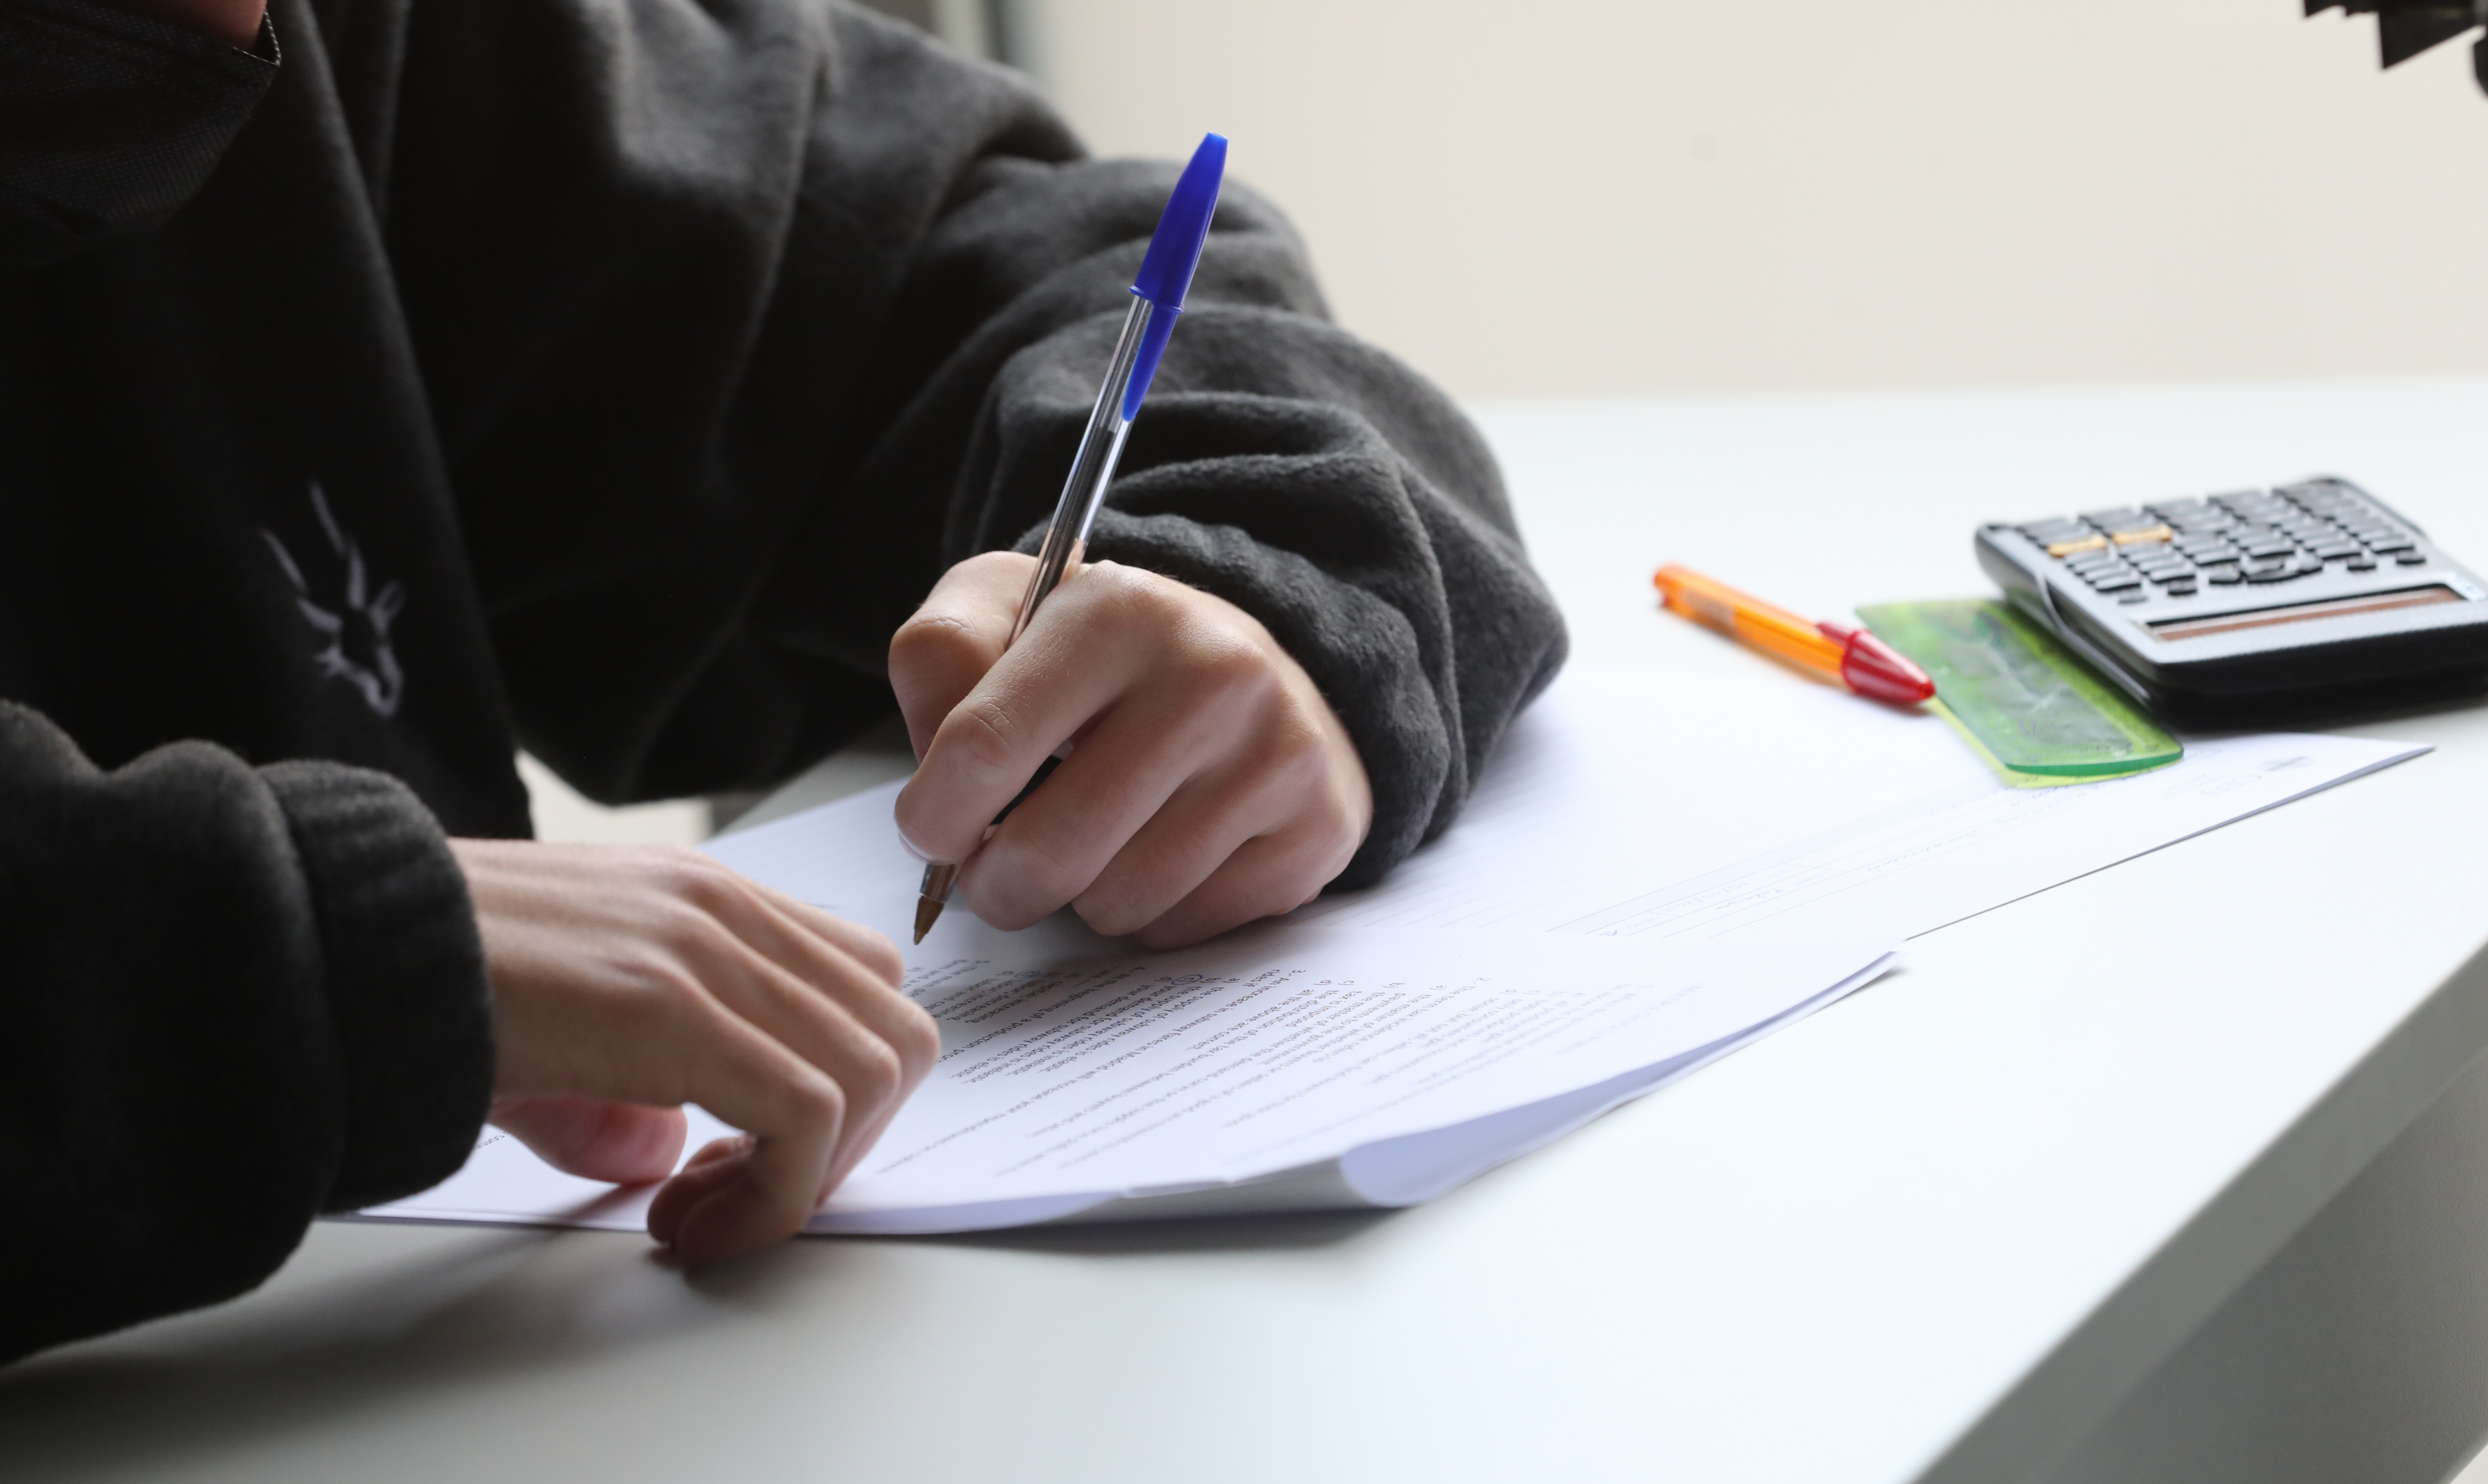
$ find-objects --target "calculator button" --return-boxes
[2047,535,2110,558]
[2163,582,2198,597]
[2347,556,2378,571]
[2145,569,2192,584]
[2117,593,2149,605]
[2203,565,2244,585]
[2089,573,2142,592]
[2397,549,2429,565]
[2314,542,2362,560]
[2366,535,2416,553]
[2245,563,2303,583]
[2244,541,2297,559]
[2110,525,2176,546]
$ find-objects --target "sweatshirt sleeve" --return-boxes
[388,0,1566,885]
[0,0,278,266]
[0,703,492,1366]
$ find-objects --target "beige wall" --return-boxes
[1014,1,2488,399]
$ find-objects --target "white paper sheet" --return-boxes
[360,665,2425,1236]
[1291,667,2431,946]
[370,927,1893,1234]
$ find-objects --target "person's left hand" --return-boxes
[889,552,1372,949]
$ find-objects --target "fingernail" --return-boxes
[894,820,943,864]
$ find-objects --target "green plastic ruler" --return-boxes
[1856,599,2181,783]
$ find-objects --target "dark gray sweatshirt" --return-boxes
[0,0,1566,1362]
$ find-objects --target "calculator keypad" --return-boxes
[2014,482,2426,607]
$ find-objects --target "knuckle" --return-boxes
[999,832,1089,907]
[938,697,1025,783]
[852,929,906,989]
[962,549,1030,581]
[1300,812,1363,884]
[891,1002,941,1078]
[1082,560,1160,609]
[1270,714,1331,775]
[1326,810,1365,866]
[1080,563,1189,634]
[1193,635,1276,701]
[786,1072,847,1136]
[848,1039,907,1108]
[653,894,739,961]
[889,610,981,672]
[1311,829,1360,885]
[655,848,741,911]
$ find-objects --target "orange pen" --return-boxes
[1653,564,1935,706]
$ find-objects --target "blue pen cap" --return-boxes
[1122,132,1227,421]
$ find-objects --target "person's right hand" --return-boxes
[450,841,938,1266]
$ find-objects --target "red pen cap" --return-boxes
[1816,622,1936,705]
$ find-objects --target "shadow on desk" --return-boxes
[0,1202,1388,1481]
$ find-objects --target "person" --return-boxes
[0,0,1566,1363]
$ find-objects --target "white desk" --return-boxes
[12,380,2488,1484]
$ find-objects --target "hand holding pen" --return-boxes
[887,135,1373,949]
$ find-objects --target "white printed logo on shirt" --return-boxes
[261,482,406,718]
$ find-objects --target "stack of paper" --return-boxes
[363,667,2423,1235]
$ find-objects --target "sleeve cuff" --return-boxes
[261,761,493,1212]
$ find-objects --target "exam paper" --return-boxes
[370,925,1893,1234]
[362,665,2425,1236]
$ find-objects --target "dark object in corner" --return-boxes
[2308,2,2488,90]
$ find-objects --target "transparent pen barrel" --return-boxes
[1009,295,1152,647]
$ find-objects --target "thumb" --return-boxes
[491,1095,689,1185]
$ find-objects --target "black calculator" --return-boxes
[1974,478,2488,724]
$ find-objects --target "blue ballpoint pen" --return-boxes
[913,132,1228,944]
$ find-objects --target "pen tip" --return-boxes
[913,896,943,945]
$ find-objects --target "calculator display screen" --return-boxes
[2147,585,2465,641]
